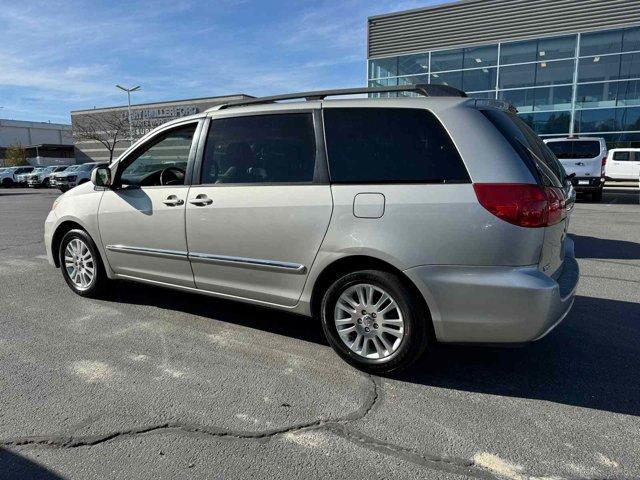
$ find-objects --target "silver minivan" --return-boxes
[44,85,579,373]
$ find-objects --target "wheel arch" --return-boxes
[309,255,436,341]
[51,220,99,268]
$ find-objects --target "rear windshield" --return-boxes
[546,140,601,159]
[324,108,470,184]
[481,109,566,187]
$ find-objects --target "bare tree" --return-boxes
[72,111,130,162]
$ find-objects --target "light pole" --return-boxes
[115,84,140,143]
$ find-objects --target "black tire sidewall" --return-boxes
[58,229,105,297]
[320,270,427,374]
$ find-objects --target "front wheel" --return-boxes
[59,229,109,297]
[320,269,428,374]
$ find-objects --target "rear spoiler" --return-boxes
[467,98,518,113]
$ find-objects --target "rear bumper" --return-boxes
[404,238,579,344]
[571,176,604,192]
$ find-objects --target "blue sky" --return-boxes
[0,0,443,123]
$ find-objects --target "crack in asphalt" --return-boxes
[0,374,501,478]
[0,373,379,450]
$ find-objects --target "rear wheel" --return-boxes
[2,178,13,187]
[58,229,108,297]
[320,269,428,374]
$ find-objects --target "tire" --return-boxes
[58,229,109,298]
[2,178,13,188]
[592,189,603,202]
[42,178,50,188]
[320,269,428,374]
[59,186,68,192]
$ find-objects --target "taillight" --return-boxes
[473,184,566,228]
[601,156,607,176]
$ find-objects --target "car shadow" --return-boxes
[0,448,64,480]
[398,295,640,417]
[108,282,640,416]
[108,281,327,345]
[571,234,640,260]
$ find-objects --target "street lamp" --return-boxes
[115,84,140,142]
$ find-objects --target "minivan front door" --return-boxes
[185,111,332,307]
[99,122,200,287]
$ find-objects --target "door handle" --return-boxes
[163,195,184,206]
[189,194,213,206]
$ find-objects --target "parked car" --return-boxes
[543,137,607,202]
[44,85,578,373]
[26,165,69,188]
[605,148,640,181]
[50,165,79,189]
[0,166,35,187]
[53,162,107,192]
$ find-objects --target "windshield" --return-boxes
[546,140,601,159]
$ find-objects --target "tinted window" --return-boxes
[324,108,469,184]
[120,124,196,186]
[613,151,631,161]
[546,141,601,159]
[201,114,316,185]
[481,109,565,187]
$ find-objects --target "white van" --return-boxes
[605,148,640,181]
[544,137,607,202]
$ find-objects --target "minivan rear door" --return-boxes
[545,139,604,179]
[186,110,332,307]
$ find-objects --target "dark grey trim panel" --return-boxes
[368,0,640,57]
[105,245,306,274]
[188,252,306,274]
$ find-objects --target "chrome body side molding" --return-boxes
[188,252,306,274]
[106,245,188,259]
[105,245,306,274]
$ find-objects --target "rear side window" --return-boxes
[202,113,316,185]
[546,140,601,159]
[323,108,469,184]
[481,109,565,187]
[613,151,631,161]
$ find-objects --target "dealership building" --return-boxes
[0,119,74,166]
[368,0,640,148]
[71,94,251,163]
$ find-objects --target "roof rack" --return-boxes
[210,84,467,110]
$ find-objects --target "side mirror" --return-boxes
[91,166,111,187]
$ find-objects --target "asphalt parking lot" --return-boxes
[0,185,639,480]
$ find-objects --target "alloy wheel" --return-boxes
[334,283,405,360]
[64,238,95,291]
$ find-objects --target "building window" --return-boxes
[430,48,463,72]
[398,54,429,76]
[366,25,640,147]
[463,45,498,68]
[368,57,397,79]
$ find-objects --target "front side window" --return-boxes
[119,124,196,187]
[201,113,316,185]
[324,108,469,184]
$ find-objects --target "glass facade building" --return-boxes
[368,25,640,148]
